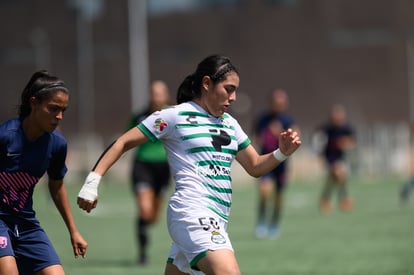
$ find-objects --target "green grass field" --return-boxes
[34,176,414,275]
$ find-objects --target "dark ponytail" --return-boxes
[176,54,238,104]
[176,74,195,105]
[19,70,69,118]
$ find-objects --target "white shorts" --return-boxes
[166,200,233,273]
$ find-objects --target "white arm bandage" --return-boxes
[273,148,288,162]
[78,171,102,201]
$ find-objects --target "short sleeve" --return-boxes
[138,107,176,141]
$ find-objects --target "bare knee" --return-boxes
[34,264,65,275]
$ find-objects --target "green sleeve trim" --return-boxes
[137,123,158,142]
[238,138,251,151]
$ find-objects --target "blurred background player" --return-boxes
[400,122,414,206]
[127,80,172,265]
[0,70,87,275]
[315,104,356,214]
[400,178,414,206]
[253,89,299,239]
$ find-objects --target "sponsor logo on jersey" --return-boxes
[154,118,168,133]
[196,163,230,178]
[186,115,198,124]
[211,230,226,244]
[0,236,8,248]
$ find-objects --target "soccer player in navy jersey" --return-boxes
[254,89,299,239]
[0,70,87,275]
[317,104,356,214]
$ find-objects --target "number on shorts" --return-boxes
[198,217,220,231]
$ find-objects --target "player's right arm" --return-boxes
[77,127,149,213]
[236,128,301,177]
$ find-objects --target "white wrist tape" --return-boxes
[78,171,101,201]
[273,148,288,162]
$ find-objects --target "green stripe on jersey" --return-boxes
[137,124,157,142]
[178,111,229,119]
[178,111,209,117]
[176,123,235,130]
[188,147,237,155]
[207,206,229,221]
[205,194,232,207]
[181,133,237,141]
[197,160,231,167]
[203,174,232,181]
[203,182,232,193]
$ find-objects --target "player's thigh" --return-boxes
[0,256,18,275]
[152,195,165,221]
[196,249,241,275]
[0,220,17,275]
[15,226,61,274]
[34,264,64,275]
[137,189,157,219]
[331,161,347,179]
[259,177,274,194]
[164,262,189,275]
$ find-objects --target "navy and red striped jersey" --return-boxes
[0,118,67,219]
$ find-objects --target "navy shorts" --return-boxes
[0,216,61,274]
[261,168,287,191]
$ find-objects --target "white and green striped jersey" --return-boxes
[138,101,251,222]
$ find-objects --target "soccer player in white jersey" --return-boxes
[77,54,301,275]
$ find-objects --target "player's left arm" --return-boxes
[339,127,356,151]
[339,136,356,150]
[48,178,88,258]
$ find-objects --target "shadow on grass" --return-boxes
[66,258,138,268]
